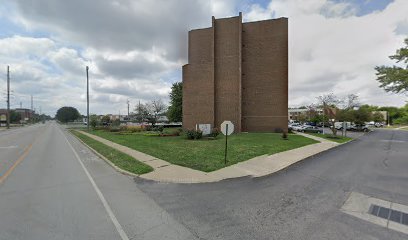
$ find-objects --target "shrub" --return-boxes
[194,130,203,139]
[157,126,164,133]
[109,127,120,132]
[127,126,143,133]
[186,129,195,140]
[119,125,128,132]
[186,129,203,140]
[209,128,220,138]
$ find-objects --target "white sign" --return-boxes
[0,114,6,121]
[197,124,211,135]
[221,121,234,136]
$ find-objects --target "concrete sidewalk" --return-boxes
[78,131,339,183]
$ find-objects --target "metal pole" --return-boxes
[127,99,130,117]
[322,103,325,135]
[86,66,89,131]
[6,66,10,129]
[224,124,228,165]
[31,95,33,124]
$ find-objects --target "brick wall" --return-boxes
[242,18,288,132]
[182,14,288,133]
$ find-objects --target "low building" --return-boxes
[288,108,323,121]
[15,108,34,122]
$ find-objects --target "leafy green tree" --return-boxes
[167,82,183,122]
[372,112,385,123]
[375,38,408,94]
[55,106,80,123]
[90,114,99,128]
[353,108,372,125]
[378,106,403,124]
[101,115,111,124]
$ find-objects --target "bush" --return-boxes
[186,129,203,140]
[157,126,164,133]
[209,128,220,138]
[109,127,120,132]
[127,126,143,133]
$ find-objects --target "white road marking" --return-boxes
[58,127,130,240]
[0,146,18,149]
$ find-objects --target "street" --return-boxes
[0,123,407,239]
[0,122,195,240]
[137,129,408,239]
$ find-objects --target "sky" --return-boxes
[0,0,407,116]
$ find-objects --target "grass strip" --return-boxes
[88,130,318,172]
[71,130,153,175]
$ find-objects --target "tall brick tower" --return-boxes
[182,13,288,133]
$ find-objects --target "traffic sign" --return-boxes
[221,121,234,136]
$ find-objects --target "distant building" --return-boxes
[183,13,288,132]
[288,108,324,121]
[15,108,34,122]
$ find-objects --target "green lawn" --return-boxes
[307,132,353,143]
[71,130,153,175]
[87,130,318,172]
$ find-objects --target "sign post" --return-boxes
[221,121,234,165]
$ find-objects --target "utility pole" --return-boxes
[86,66,89,131]
[6,66,10,129]
[127,99,130,117]
[31,95,33,124]
[20,102,22,108]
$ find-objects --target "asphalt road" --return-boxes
[0,122,195,240]
[137,129,408,240]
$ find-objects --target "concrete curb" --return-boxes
[69,130,140,178]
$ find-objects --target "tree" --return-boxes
[372,112,384,123]
[146,99,167,126]
[89,114,99,128]
[316,93,342,136]
[375,38,408,94]
[101,115,111,125]
[353,107,372,125]
[55,106,80,123]
[344,94,360,110]
[134,102,149,123]
[167,82,182,122]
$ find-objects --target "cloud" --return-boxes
[245,0,408,107]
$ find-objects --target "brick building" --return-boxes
[182,13,288,132]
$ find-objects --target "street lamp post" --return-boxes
[86,66,89,131]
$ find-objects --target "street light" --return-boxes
[86,66,89,131]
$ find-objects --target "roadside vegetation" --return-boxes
[71,130,153,175]
[86,128,318,172]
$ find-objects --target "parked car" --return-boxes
[290,123,303,131]
[374,122,384,128]
[296,124,313,132]
[350,124,369,132]
[301,126,322,133]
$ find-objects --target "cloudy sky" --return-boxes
[0,0,407,116]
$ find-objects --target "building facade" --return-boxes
[182,13,288,132]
